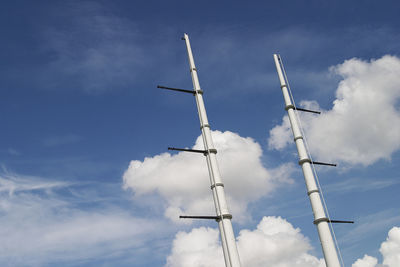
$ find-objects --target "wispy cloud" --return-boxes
[0,170,169,266]
[340,209,400,245]
[31,2,149,93]
[7,148,20,156]
[0,170,70,196]
[324,177,400,195]
[352,226,400,267]
[42,134,82,147]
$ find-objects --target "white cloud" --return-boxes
[166,227,224,267]
[380,227,400,267]
[352,226,400,267]
[352,254,378,267]
[123,130,293,223]
[0,172,164,266]
[269,55,400,166]
[0,171,69,196]
[166,216,325,267]
[268,115,292,150]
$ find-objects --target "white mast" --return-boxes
[273,54,341,267]
[182,33,242,267]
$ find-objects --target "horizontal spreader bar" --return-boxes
[329,220,354,224]
[168,147,207,154]
[312,161,337,167]
[295,107,321,114]
[157,85,195,94]
[180,215,219,220]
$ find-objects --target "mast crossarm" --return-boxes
[295,107,321,114]
[180,215,219,220]
[168,147,217,155]
[157,85,203,95]
[329,220,354,224]
[180,214,233,222]
[311,161,337,167]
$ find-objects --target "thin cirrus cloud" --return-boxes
[323,176,400,195]
[0,172,164,266]
[166,216,325,267]
[123,130,294,224]
[42,134,82,147]
[32,2,150,94]
[340,209,400,246]
[268,55,400,166]
[0,170,70,195]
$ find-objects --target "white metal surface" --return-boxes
[183,33,242,267]
[273,54,341,267]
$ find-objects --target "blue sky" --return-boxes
[1,1,400,266]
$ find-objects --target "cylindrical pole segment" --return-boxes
[183,33,242,267]
[273,54,341,267]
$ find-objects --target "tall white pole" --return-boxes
[273,54,341,267]
[183,33,241,267]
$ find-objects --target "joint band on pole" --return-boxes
[295,107,321,114]
[168,147,206,154]
[280,84,288,89]
[190,68,197,72]
[158,85,195,95]
[312,161,337,167]
[298,158,312,165]
[313,217,330,224]
[195,89,204,95]
[200,124,210,130]
[285,104,295,110]
[217,214,233,221]
[307,189,319,196]
[207,148,217,154]
[211,183,224,189]
[294,136,303,141]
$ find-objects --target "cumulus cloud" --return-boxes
[268,115,292,150]
[269,55,400,166]
[0,172,164,266]
[380,227,400,266]
[352,226,400,267]
[352,254,378,267]
[166,227,224,267]
[123,130,293,223]
[166,216,324,267]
